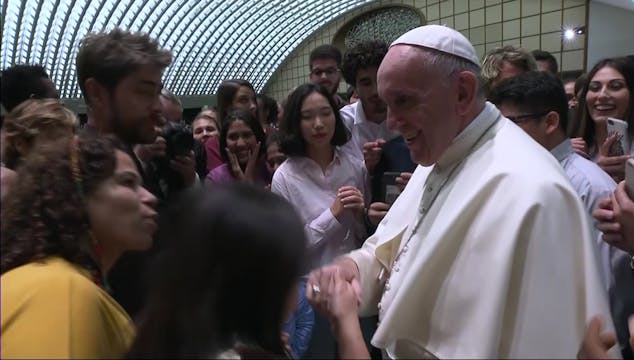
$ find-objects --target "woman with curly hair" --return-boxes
[1,135,157,359]
[0,98,77,198]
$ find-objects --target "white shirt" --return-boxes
[551,139,634,349]
[340,101,400,159]
[271,147,368,271]
[347,102,615,358]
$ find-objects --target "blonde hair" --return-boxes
[2,99,78,169]
[481,45,537,91]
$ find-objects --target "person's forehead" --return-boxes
[228,120,252,132]
[160,96,176,107]
[500,61,523,73]
[236,86,254,96]
[126,65,164,85]
[302,92,330,107]
[591,66,624,81]
[357,66,378,78]
[193,118,213,127]
[114,149,138,172]
[378,47,434,88]
[381,46,418,69]
[536,59,552,70]
[311,58,338,68]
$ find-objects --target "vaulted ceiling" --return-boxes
[1,0,375,98]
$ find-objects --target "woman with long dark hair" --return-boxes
[126,185,307,358]
[575,57,634,181]
[205,110,271,185]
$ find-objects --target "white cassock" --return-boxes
[347,102,616,359]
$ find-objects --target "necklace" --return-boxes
[387,115,500,274]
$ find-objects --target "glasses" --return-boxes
[505,111,549,124]
[310,67,340,77]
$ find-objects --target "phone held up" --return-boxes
[382,172,401,205]
[606,118,630,156]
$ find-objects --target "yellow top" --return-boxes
[1,256,135,359]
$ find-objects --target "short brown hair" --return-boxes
[2,99,78,169]
[76,28,172,104]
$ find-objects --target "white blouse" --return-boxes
[271,147,368,271]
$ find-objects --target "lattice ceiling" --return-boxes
[1,0,375,98]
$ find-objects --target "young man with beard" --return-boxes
[75,28,174,317]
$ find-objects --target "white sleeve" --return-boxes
[271,169,343,249]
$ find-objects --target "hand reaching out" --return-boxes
[578,316,616,359]
[306,260,368,359]
[570,137,589,159]
[325,268,361,325]
[306,259,361,317]
[363,139,385,173]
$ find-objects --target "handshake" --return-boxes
[305,258,370,359]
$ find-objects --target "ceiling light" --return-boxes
[564,29,575,40]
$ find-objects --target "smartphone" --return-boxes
[606,118,630,156]
[382,172,401,205]
[626,158,634,198]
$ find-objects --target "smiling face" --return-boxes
[87,150,158,258]
[378,46,462,166]
[299,92,336,156]
[225,119,257,166]
[585,66,630,124]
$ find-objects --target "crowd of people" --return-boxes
[0,23,633,359]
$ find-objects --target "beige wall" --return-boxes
[264,0,588,101]
[587,1,634,69]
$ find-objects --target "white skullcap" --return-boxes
[391,25,480,67]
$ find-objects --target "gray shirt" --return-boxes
[551,138,633,349]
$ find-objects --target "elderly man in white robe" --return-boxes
[306,25,616,359]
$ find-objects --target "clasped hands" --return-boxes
[306,259,361,334]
